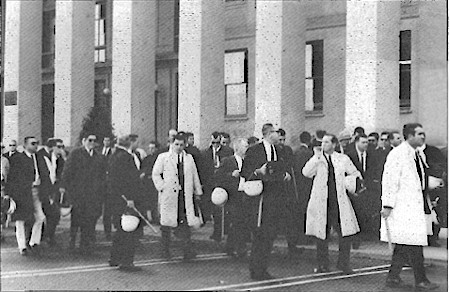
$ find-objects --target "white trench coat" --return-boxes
[152,150,203,228]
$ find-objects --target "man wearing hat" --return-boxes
[337,129,352,154]
[108,135,144,271]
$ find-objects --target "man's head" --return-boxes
[316,130,326,142]
[148,141,159,156]
[221,133,231,147]
[353,126,365,137]
[117,135,131,149]
[403,123,425,149]
[388,131,402,148]
[172,133,186,154]
[82,133,97,151]
[277,128,287,145]
[233,138,249,158]
[1,142,5,154]
[53,139,64,155]
[186,132,195,146]
[368,132,379,148]
[262,123,279,144]
[379,131,390,149]
[46,138,57,150]
[103,136,111,148]
[168,129,178,145]
[248,136,259,147]
[9,140,17,152]
[355,134,369,153]
[338,129,352,149]
[211,131,222,151]
[129,134,139,151]
[322,134,338,154]
[299,131,311,146]
[24,136,39,154]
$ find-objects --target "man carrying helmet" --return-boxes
[107,135,145,272]
[152,133,203,260]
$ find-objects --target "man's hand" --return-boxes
[284,172,292,181]
[255,163,267,176]
[380,207,392,219]
[33,178,41,187]
[232,170,240,178]
[59,187,66,194]
[139,173,146,180]
[127,200,135,209]
[195,195,202,201]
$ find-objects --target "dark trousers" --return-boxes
[284,198,303,250]
[161,221,193,255]
[102,200,113,235]
[225,194,249,254]
[249,227,275,275]
[110,214,139,266]
[316,217,351,268]
[70,210,97,247]
[388,244,427,284]
[41,201,60,242]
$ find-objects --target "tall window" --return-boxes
[399,30,411,109]
[95,2,106,63]
[42,10,55,69]
[224,49,248,117]
[305,40,323,112]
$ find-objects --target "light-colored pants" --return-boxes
[15,195,46,250]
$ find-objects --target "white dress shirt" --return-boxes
[262,139,277,161]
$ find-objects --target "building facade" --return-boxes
[2,0,447,149]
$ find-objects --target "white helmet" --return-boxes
[211,187,228,206]
[7,198,16,214]
[345,175,357,195]
[60,205,72,217]
[428,176,445,190]
[243,180,263,196]
[121,214,140,232]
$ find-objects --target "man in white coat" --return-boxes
[152,133,203,260]
[380,123,439,290]
[303,134,361,274]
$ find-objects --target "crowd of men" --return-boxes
[0,123,446,289]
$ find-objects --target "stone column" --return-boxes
[54,0,95,146]
[416,0,447,146]
[253,0,306,144]
[111,0,156,145]
[345,0,400,133]
[178,0,224,148]
[3,0,42,143]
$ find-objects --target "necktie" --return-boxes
[360,153,365,173]
[32,154,40,184]
[133,152,141,170]
[415,151,425,190]
[178,154,184,190]
[270,145,276,161]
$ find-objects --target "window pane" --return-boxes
[99,49,106,63]
[305,44,313,78]
[95,4,100,20]
[225,52,245,84]
[400,30,411,62]
[226,84,247,115]
[95,20,99,46]
[313,77,323,110]
[99,19,105,46]
[399,64,411,107]
[94,50,98,63]
[305,79,314,111]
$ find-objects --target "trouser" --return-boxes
[110,214,139,266]
[103,200,113,235]
[284,198,303,250]
[249,227,275,275]
[388,244,427,284]
[211,205,226,240]
[42,200,60,242]
[162,221,193,256]
[316,216,351,268]
[70,210,97,248]
[16,197,46,250]
[225,198,248,254]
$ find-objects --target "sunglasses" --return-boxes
[87,139,97,142]
[30,142,38,145]
[380,138,387,141]
[9,144,16,147]
[57,145,64,149]
[212,141,221,145]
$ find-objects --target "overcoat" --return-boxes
[61,147,105,220]
[380,142,428,246]
[302,151,361,240]
[152,150,203,227]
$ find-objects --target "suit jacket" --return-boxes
[108,147,144,216]
[214,155,244,205]
[61,147,105,217]
[4,151,18,160]
[293,145,314,208]
[198,145,233,187]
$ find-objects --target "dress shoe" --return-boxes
[20,249,28,256]
[337,264,354,275]
[385,277,406,288]
[108,260,119,267]
[314,265,330,273]
[415,281,439,291]
[250,271,275,281]
[119,264,142,272]
[352,241,360,250]
[183,250,197,261]
[29,244,41,256]
[209,234,222,243]
[288,247,305,258]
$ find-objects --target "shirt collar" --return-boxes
[116,145,128,152]
[24,150,33,158]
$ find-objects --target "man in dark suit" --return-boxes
[140,141,160,224]
[60,133,106,253]
[198,131,233,242]
[4,140,18,159]
[215,138,250,257]
[108,135,145,271]
[100,136,114,240]
[185,132,201,166]
[7,137,46,255]
[241,123,292,280]
[293,131,314,245]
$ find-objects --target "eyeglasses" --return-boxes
[211,141,221,145]
[57,145,64,149]
[380,138,387,141]
[87,139,96,142]
[30,142,38,145]
[9,144,16,147]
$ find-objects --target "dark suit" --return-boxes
[241,142,290,277]
[140,153,159,222]
[198,145,233,240]
[101,147,114,236]
[215,155,250,255]
[108,147,144,266]
[4,151,18,160]
[61,147,105,248]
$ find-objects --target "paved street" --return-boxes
[1,219,448,291]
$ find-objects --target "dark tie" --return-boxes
[415,151,430,214]
[415,151,424,190]
[360,153,365,173]
[270,145,276,161]
[178,155,184,190]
